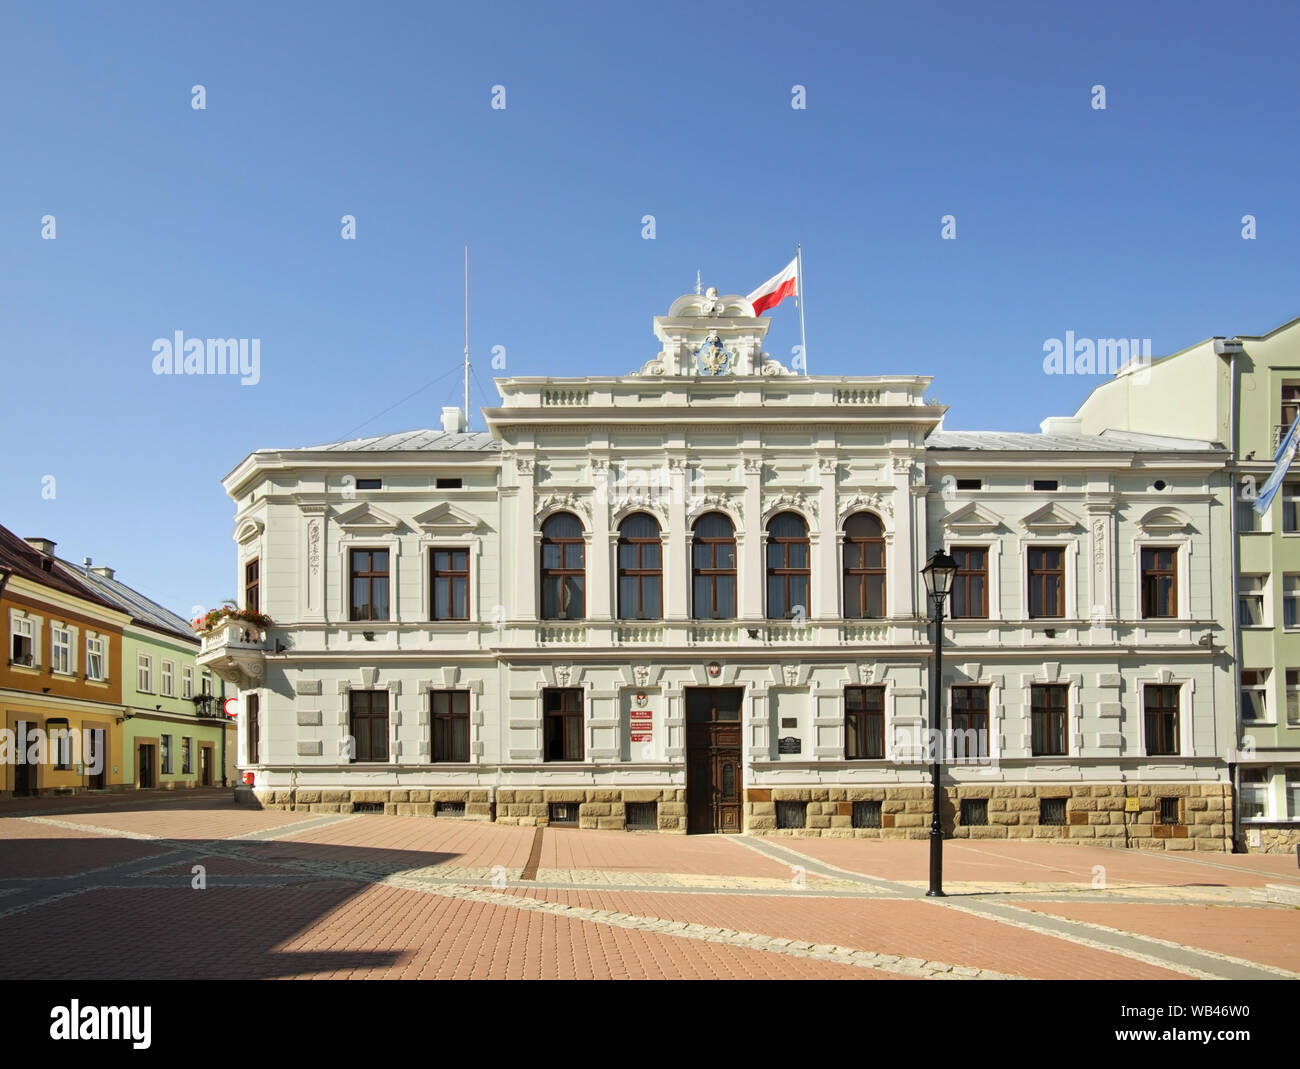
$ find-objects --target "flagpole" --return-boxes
[464,245,470,431]
[796,243,808,376]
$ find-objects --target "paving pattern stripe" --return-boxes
[993,901,1300,980]
[742,836,1288,981]
[520,827,544,881]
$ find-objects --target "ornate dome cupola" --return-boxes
[634,287,792,378]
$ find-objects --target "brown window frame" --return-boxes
[1030,683,1068,756]
[349,548,390,622]
[1027,546,1065,619]
[1144,684,1180,756]
[845,685,885,759]
[1140,547,1178,619]
[616,513,663,621]
[542,687,584,762]
[431,689,470,762]
[349,689,389,763]
[246,692,260,764]
[244,558,260,614]
[691,512,737,620]
[430,547,470,621]
[950,685,990,759]
[842,513,886,620]
[950,546,989,620]
[540,513,585,620]
[766,511,810,620]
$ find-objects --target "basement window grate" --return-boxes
[548,802,579,825]
[436,801,465,818]
[775,801,807,829]
[353,802,385,814]
[852,800,882,828]
[625,802,657,829]
[1039,798,1067,825]
[960,798,988,826]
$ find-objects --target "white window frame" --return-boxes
[1283,482,1300,535]
[1284,575,1300,630]
[1239,574,1269,629]
[1137,674,1194,757]
[1288,669,1300,727]
[202,671,212,696]
[943,538,1003,621]
[1130,535,1192,622]
[1020,672,1081,759]
[50,623,75,676]
[338,534,400,624]
[419,535,482,624]
[1239,767,1271,821]
[138,652,153,693]
[1240,668,1271,724]
[182,665,194,699]
[1288,769,1300,820]
[1018,535,1079,622]
[85,633,107,681]
[161,659,175,697]
[10,611,37,667]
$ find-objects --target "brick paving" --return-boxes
[0,790,1295,980]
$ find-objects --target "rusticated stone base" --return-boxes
[495,788,685,832]
[743,784,1233,852]
[1240,823,1300,854]
[248,787,493,820]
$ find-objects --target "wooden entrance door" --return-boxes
[685,688,743,834]
[138,745,155,789]
[199,744,213,787]
[86,728,106,790]
[13,721,36,796]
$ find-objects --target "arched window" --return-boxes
[843,512,886,618]
[691,512,736,619]
[540,512,585,619]
[617,513,662,620]
[766,511,809,619]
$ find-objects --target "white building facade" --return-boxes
[202,289,1236,848]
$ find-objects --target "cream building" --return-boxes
[201,288,1235,848]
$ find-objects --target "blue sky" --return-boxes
[2,0,1298,616]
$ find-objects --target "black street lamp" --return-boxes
[921,549,958,897]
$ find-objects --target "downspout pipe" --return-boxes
[1215,337,1244,852]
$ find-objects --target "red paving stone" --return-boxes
[539,827,791,878]
[505,888,1193,980]
[0,820,173,878]
[779,837,1296,890]
[1011,901,1300,973]
[277,814,536,870]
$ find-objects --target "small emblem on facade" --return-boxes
[706,661,722,678]
[695,331,733,376]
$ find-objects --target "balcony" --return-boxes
[196,618,268,690]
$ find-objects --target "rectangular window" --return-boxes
[845,686,884,760]
[1241,669,1269,722]
[1239,575,1267,627]
[955,478,982,491]
[1032,479,1058,491]
[1039,797,1067,826]
[1288,670,1300,726]
[1237,498,1258,534]
[138,653,153,693]
[247,692,260,764]
[1288,770,1300,819]
[51,625,72,674]
[950,685,990,759]
[951,547,988,620]
[431,690,470,762]
[349,548,390,621]
[161,660,175,697]
[1158,797,1181,825]
[356,478,382,490]
[349,690,389,763]
[1284,576,1300,629]
[202,672,212,696]
[1027,547,1065,619]
[775,801,807,829]
[960,798,988,825]
[1140,547,1178,619]
[181,737,192,775]
[430,549,470,621]
[1239,769,1269,820]
[625,801,658,829]
[161,734,173,775]
[1144,685,1181,756]
[851,800,882,828]
[11,616,34,666]
[1281,383,1300,428]
[85,635,105,681]
[1284,483,1300,533]
[1030,684,1068,756]
[244,558,260,614]
[436,477,462,489]
[542,688,584,762]
[181,666,193,699]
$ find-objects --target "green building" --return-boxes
[1074,318,1300,851]
[56,558,235,789]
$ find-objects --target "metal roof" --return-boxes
[926,430,1220,452]
[59,561,196,644]
[285,429,501,453]
[0,525,121,608]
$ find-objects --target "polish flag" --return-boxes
[746,257,799,316]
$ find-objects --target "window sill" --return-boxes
[7,663,40,674]
[50,670,76,679]
[85,678,109,687]
[1242,720,1277,728]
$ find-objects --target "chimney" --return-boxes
[24,537,56,557]
[83,557,93,568]
[91,566,116,580]
[441,406,467,434]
